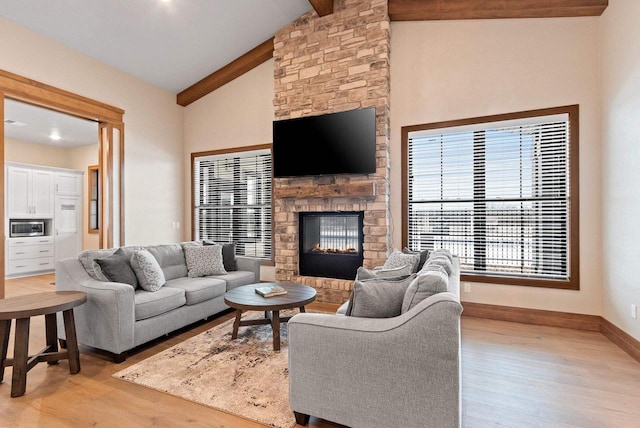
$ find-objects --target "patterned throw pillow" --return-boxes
[203,240,237,271]
[402,247,430,272]
[130,249,166,292]
[382,249,420,272]
[184,245,227,278]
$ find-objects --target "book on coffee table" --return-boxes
[255,285,288,298]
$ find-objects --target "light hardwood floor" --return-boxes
[1,274,640,427]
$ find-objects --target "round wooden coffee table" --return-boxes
[0,291,87,397]
[224,283,316,351]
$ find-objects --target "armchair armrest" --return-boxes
[288,292,462,428]
[55,259,136,354]
[236,256,261,283]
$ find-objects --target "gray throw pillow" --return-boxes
[356,264,413,280]
[184,245,227,278]
[346,274,417,318]
[429,248,453,263]
[401,269,449,314]
[94,248,138,288]
[402,247,430,272]
[382,249,420,272]
[203,240,237,271]
[130,249,166,291]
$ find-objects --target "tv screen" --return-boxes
[272,107,376,177]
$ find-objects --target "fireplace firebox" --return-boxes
[299,211,364,280]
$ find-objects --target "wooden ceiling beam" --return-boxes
[309,0,334,17]
[177,37,274,107]
[388,0,609,21]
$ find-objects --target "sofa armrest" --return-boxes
[288,292,462,428]
[236,256,260,283]
[55,258,136,354]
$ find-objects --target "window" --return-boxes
[88,165,100,234]
[192,145,272,260]
[402,106,579,289]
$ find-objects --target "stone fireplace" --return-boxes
[272,0,391,303]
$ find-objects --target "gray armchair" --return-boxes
[288,258,462,428]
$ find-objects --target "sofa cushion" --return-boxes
[422,256,453,275]
[382,249,420,272]
[131,249,166,291]
[164,276,226,305]
[94,248,138,288]
[402,247,430,272]
[78,248,115,280]
[346,274,416,318]
[401,269,449,314]
[184,245,227,277]
[203,240,237,271]
[356,264,413,280]
[134,287,186,321]
[145,244,188,280]
[210,270,257,291]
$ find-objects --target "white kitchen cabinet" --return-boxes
[54,195,82,262]
[55,172,82,196]
[7,165,54,218]
[6,236,55,276]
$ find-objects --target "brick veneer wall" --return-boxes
[272,0,391,303]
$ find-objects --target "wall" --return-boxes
[4,138,71,168]
[0,16,184,246]
[390,18,602,315]
[600,0,640,340]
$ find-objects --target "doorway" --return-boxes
[0,69,125,298]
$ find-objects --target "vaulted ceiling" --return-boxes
[0,0,608,106]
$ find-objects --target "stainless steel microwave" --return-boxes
[10,220,45,237]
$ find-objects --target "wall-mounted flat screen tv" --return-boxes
[272,107,376,177]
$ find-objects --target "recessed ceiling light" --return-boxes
[49,132,61,141]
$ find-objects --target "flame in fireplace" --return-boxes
[312,243,357,254]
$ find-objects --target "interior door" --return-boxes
[54,195,81,261]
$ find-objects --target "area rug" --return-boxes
[113,310,301,428]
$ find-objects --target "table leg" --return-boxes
[11,318,30,397]
[62,309,81,375]
[0,320,11,383]
[299,306,306,313]
[231,310,242,339]
[45,313,59,365]
[272,310,281,352]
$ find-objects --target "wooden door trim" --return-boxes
[1,69,125,297]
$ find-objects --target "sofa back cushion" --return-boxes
[401,268,449,314]
[145,244,188,280]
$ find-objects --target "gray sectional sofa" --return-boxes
[54,241,260,362]
[288,252,462,428]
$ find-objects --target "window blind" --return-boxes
[194,149,272,259]
[407,114,571,280]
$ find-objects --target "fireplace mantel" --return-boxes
[274,182,376,199]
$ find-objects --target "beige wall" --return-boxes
[600,0,640,340]
[389,18,603,315]
[0,16,184,246]
[4,138,71,168]
[183,59,275,278]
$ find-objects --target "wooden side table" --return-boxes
[0,291,87,397]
